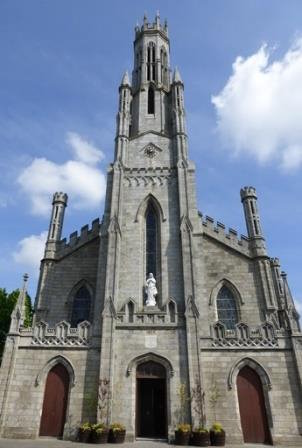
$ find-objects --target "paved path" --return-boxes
[0,440,286,448]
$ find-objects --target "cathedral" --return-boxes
[1,14,302,445]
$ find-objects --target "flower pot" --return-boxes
[191,431,210,446]
[175,430,191,445]
[109,429,126,443]
[78,429,91,443]
[91,429,109,444]
[210,429,225,446]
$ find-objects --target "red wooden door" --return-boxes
[40,364,69,437]
[237,366,271,444]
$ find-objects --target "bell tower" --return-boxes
[98,14,203,436]
[131,12,170,137]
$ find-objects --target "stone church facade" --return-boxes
[1,14,302,445]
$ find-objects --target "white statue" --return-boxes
[145,273,157,306]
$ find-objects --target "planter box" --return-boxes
[175,430,191,446]
[210,429,226,446]
[191,431,210,446]
[108,429,126,443]
[91,429,109,444]
[78,429,91,443]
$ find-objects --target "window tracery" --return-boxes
[71,286,91,327]
[216,286,238,329]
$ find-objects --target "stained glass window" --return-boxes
[216,286,238,330]
[146,203,157,278]
[71,286,91,327]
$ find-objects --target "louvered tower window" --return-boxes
[147,42,156,81]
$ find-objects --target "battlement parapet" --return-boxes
[52,191,68,205]
[201,214,250,255]
[56,218,100,257]
[135,14,168,41]
[240,186,257,201]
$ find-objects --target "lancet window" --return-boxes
[147,42,156,81]
[148,86,155,114]
[71,286,91,327]
[160,48,168,85]
[146,203,158,278]
[216,286,238,330]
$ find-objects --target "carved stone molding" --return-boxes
[140,142,162,159]
[124,174,173,187]
[31,320,90,347]
[211,321,278,349]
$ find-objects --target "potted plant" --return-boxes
[174,383,191,445]
[109,423,126,443]
[175,423,191,446]
[191,377,210,446]
[78,422,92,443]
[91,423,109,444]
[210,423,225,446]
[191,427,210,447]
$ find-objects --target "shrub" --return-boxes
[110,423,125,432]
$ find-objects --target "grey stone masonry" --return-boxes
[0,12,302,447]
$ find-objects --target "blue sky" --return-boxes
[0,0,301,313]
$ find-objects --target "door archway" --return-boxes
[237,366,271,444]
[136,361,167,438]
[40,363,70,437]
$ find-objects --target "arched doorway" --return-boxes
[40,364,70,437]
[237,366,271,444]
[136,361,167,438]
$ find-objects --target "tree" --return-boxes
[191,376,206,428]
[0,288,33,360]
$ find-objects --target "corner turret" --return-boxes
[45,192,68,258]
[240,186,266,257]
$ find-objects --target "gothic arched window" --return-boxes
[216,286,238,330]
[146,203,158,278]
[71,286,91,327]
[148,85,155,114]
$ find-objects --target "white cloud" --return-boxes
[13,231,48,274]
[66,131,104,165]
[18,132,106,216]
[212,38,302,170]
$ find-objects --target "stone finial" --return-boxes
[120,71,130,86]
[9,273,29,332]
[23,273,29,283]
[173,67,183,84]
